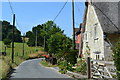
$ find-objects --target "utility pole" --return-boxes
[79,23,83,57]
[22,33,25,57]
[12,14,15,63]
[87,57,91,79]
[72,0,75,50]
[44,25,46,53]
[44,36,46,53]
[35,30,37,51]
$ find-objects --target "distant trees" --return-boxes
[26,21,73,54]
[26,21,66,52]
[3,38,11,47]
[2,20,22,43]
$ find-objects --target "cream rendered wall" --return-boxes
[82,4,105,60]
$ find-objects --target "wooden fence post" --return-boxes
[87,56,91,79]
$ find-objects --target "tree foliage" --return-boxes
[26,21,64,49]
[26,20,78,66]
[3,38,11,47]
[2,20,22,42]
[113,39,120,79]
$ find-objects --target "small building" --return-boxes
[75,28,81,49]
[82,1,120,61]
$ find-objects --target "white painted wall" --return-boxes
[82,4,105,60]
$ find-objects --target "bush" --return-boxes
[66,63,74,71]
[113,40,120,79]
[59,60,68,74]
[58,60,75,74]
[64,49,78,65]
[59,70,67,74]
[75,58,87,75]
[56,49,78,65]
[59,60,67,70]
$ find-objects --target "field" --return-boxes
[1,41,43,56]
[0,41,44,79]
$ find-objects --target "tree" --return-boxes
[26,26,44,47]
[47,32,72,55]
[42,21,64,51]
[26,20,64,48]
[3,38,11,47]
[2,20,22,42]
[26,31,33,38]
[47,33,64,54]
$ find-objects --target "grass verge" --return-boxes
[40,60,57,67]
[0,56,25,79]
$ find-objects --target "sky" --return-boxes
[1,1,85,38]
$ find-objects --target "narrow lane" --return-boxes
[10,58,70,78]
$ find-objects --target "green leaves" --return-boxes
[26,20,65,48]
[47,32,71,54]
[2,20,22,42]
[113,39,120,79]
[3,38,11,47]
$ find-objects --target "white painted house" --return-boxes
[81,1,120,61]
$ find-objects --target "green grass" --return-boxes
[40,60,57,67]
[0,56,25,79]
[0,59,10,79]
[0,41,43,56]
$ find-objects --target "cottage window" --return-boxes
[94,26,97,38]
[90,32,92,37]
[85,33,88,41]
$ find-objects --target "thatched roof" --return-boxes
[92,2,120,34]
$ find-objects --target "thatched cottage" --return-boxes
[82,1,120,61]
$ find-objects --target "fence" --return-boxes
[91,59,116,79]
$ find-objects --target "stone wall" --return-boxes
[82,4,105,60]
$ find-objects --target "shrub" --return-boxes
[59,60,68,74]
[75,58,87,75]
[58,60,75,74]
[59,70,67,74]
[113,40,120,79]
[64,49,78,65]
[59,60,67,70]
[66,63,74,71]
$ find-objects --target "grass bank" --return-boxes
[40,60,57,67]
[0,56,25,79]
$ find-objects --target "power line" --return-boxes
[8,0,14,15]
[75,2,85,13]
[75,2,84,28]
[75,3,81,12]
[75,22,80,25]
[8,0,23,34]
[16,18,23,34]
[53,0,68,21]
